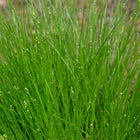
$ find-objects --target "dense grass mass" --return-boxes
[0,0,140,139]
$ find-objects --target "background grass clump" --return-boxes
[0,0,140,139]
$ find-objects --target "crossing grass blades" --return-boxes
[0,0,140,139]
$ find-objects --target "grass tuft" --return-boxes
[0,0,140,139]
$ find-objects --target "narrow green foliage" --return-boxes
[0,0,140,139]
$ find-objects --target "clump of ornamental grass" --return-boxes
[0,0,140,139]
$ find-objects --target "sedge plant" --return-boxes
[0,0,140,139]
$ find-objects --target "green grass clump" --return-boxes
[0,0,140,139]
